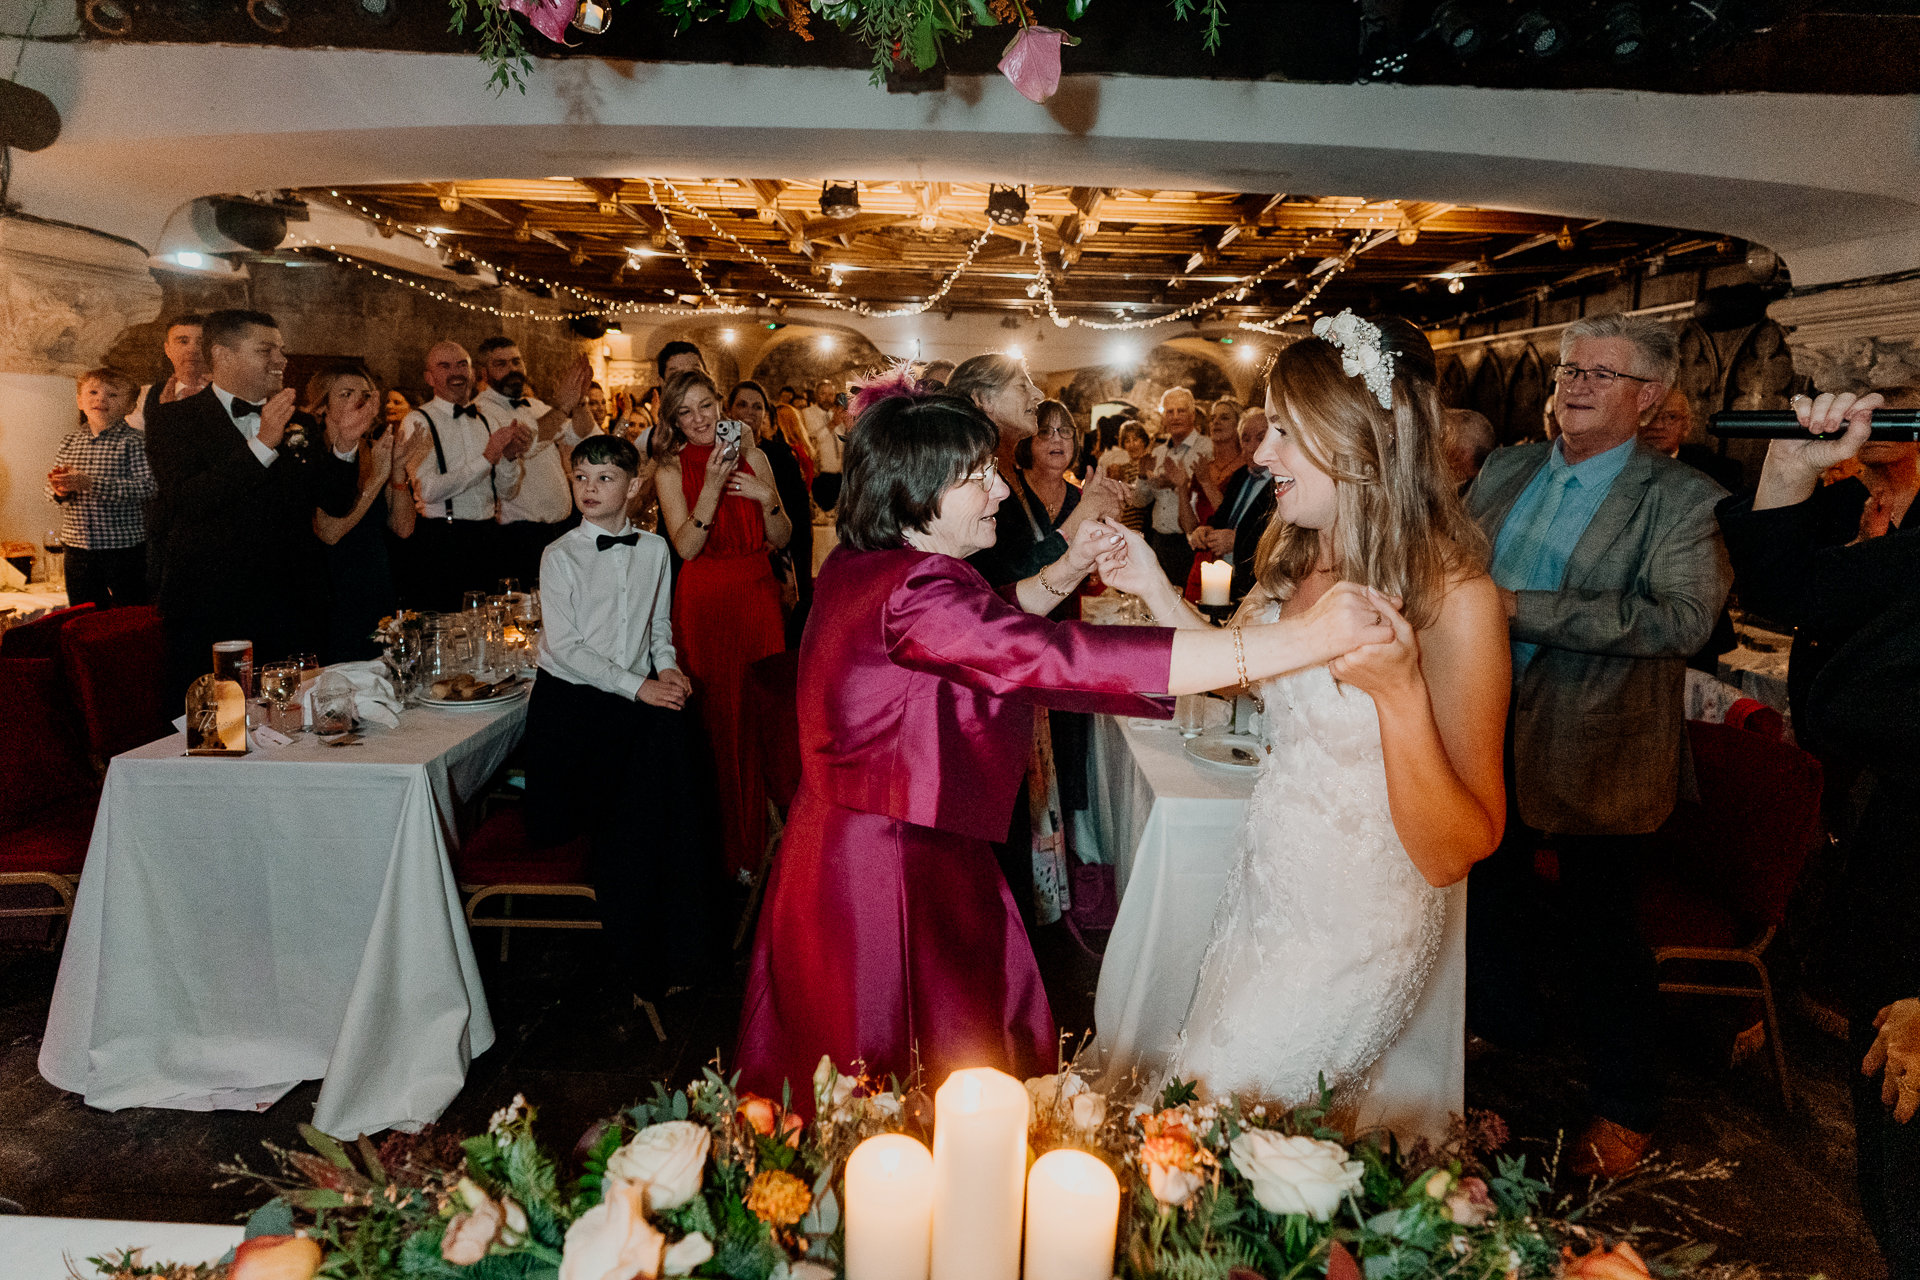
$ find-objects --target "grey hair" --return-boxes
[945,353,1028,404]
[1559,313,1679,383]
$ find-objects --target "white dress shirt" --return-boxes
[402,398,522,521]
[536,521,680,701]
[1146,432,1212,534]
[475,386,598,525]
[212,384,356,466]
[803,404,842,473]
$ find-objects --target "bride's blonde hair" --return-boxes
[1253,317,1487,630]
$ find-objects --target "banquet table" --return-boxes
[40,695,527,1138]
[0,586,70,632]
[0,1215,241,1279]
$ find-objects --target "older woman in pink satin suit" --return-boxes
[735,385,1398,1102]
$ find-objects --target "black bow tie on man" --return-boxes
[229,399,260,420]
[596,532,639,552]
[452,403,481,420]
[508,397,531,409]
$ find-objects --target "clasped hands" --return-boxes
[1864,997,1920,1124]
[47,465,91,497]
[483,420,536,465]
[638,668,693,710]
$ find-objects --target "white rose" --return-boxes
[560,1179,665,1280]
[605,1121,710,1212]
[1144,1161,1207,1207]
[1070,1089,1107,1131]
[869,1092,904,1120]
[662,1231,714,1277]
[1230,1130,1363,1222]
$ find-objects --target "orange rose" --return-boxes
[1562,1239,1651,1280]
[738,1094,779,1137]
[1137,1109,1210,1207]
[230,1235,322,1280]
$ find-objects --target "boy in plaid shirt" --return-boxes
[47,367,156,610]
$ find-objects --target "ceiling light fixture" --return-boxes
[246,0,291,33]
[1006,344,1024,360]
[355,0,399,25]
[438,191,461,213]
[1429,0,1488,57]
[1447,277,1466,294]
[986,185,1030,227]
[1556,223,1577,251]
[1511,6,1573,58]
[819,182,861,220]
[919,212,939,231]
[82,0,132,35]
[1598,1,1647,62]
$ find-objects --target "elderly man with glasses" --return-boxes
[1463,313,1734,1180]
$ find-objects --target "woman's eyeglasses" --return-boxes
[1036,423,1076,440]
[962,459,1001,493]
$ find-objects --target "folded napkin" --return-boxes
[301,659,404,729]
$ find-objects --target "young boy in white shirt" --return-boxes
[522,434,718,1031]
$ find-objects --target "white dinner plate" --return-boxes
[417,681,528,710]
[1184,732,1265,771]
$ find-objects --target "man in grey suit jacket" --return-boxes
[1465,313,1733,1178]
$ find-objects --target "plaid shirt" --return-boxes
[45,422,156,550]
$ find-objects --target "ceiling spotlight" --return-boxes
[819,182,861,220]
[1447,277,1466,294]
[1556,223,1576,251]
[919,212,939,231]
[173,251,206,269]
[1396,222,1419,246]
[720,329,736,344]
[758,206,777,224]
[1598,1,1647,63]
[1511,7,1573,58]
[1238,344,1260,362]
[1006,345,1025,360]
[438,192,461,213]
[829,271,844,289]
[818,334,838,351]
[1429,0,1487,57]
[986,185,1031,227]
[246,0,291,33]
[513,220,533,243]
[355,0,399,25]
[568,246,587,266]
[1110,341,1141,365]
[82,0,132,35]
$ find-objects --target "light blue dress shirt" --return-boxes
[1491,437,1637,671]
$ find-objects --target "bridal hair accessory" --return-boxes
[848,360,937,418]
[1312,310,1395,411]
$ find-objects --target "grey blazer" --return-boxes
[1467,441,1733,836]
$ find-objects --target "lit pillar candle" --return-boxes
[1023,1149,1120,1280]
[845,1133,934,1280]
[930,1068,1029,1280]
[1199,559,1232,606]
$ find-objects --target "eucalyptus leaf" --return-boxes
[243,1198,295,1239]
[299,1123,354,1170]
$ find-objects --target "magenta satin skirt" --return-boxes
[734,786,1055,1104]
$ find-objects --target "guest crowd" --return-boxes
[39,304,1919,1279]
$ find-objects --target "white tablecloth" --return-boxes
[0,1216,241,1279]
[0,587,69,631]
[1089,716,1256,1088]
[40,697,527,1137]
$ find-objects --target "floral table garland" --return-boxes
[81,1058,1723,1280]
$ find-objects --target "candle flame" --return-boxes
[961,1073,983,1113]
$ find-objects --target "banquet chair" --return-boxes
[0,657,103,949]
[734,649,801,950]
[59,605,171,768]
[0,602,94,661]
[1637,719,1825,1109]
[452,807,599,963]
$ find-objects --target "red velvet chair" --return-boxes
[1638,719,1825,1108]
[0,602,95,661]
[451,807,598,962]
[0,657,103,947]
[60,605,171,766]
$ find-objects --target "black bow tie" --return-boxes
[508,397,531,409]
[229,399,260,420]
[596,532,640,552]
[451,403,480,420]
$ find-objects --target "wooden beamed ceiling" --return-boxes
[305,179,1734,326]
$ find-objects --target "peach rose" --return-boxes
[738,1093,779,1137]
[1445,1176,1493,1227]
[230,1235,322,1280]
[442,1195,504,1265]
[606,1121,709,1212]
[560,1178,666,1280]
[1137,1109,1209,1207]
[1562,1239,1652,1280]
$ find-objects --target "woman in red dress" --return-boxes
[655,371,794,880]
[734,383,1399,1102]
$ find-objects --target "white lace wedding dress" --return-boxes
[1164,655,1468,1145]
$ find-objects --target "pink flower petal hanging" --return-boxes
[505,0,574,44]
[998,26,1072,104]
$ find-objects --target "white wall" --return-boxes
[0,374,79,558]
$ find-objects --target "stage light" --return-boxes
[1556,223,1576,251]
[819,183,861,220]
[1598,2,1647,62]
[1429,0,1487,57]
[1239,344,1260,362]
[83,0,132,35]
[247,0,292,33]
[174,252,206,269]
[986,186,1030,227]
[1447,277,1466,294]
[919,212,939,231]
[1511,7,1573,58]
[355,0,399,24]
[818,335,838,351]
[1006,345,1024,360]
[1110,342,1141,365]
[720,329,736,344]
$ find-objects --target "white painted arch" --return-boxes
[7,39,1920,289]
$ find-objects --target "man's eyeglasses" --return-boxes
[1551,363,1655,388]
[962,459,1001,493]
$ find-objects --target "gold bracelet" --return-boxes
[1231,625,1250,690]
[1036,563,1072,597]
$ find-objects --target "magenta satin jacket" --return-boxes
[799,546,1176,842]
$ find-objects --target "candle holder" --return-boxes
[1198,601,1234,626]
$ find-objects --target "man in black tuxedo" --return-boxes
[146,308,369,701]
[1186,405,1276,605]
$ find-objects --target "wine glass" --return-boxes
[497,578,521,597]
[258,662,301,733]
[42,529,65,589]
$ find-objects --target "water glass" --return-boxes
[311,671,356,735]
[1175,694,1207,738]
[259,662,302,733]
[462,590,488,615]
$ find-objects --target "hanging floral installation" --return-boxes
[446,0,1222,96]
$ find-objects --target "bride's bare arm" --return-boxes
[1329,572,1509,887]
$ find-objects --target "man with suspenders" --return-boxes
[398,341,531,612]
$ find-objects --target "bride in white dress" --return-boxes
[1101,314,1510,1144]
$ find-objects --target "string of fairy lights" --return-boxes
[299,183,1413,337]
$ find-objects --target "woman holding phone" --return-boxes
[305,363,414,660]
[655,370,793,880]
